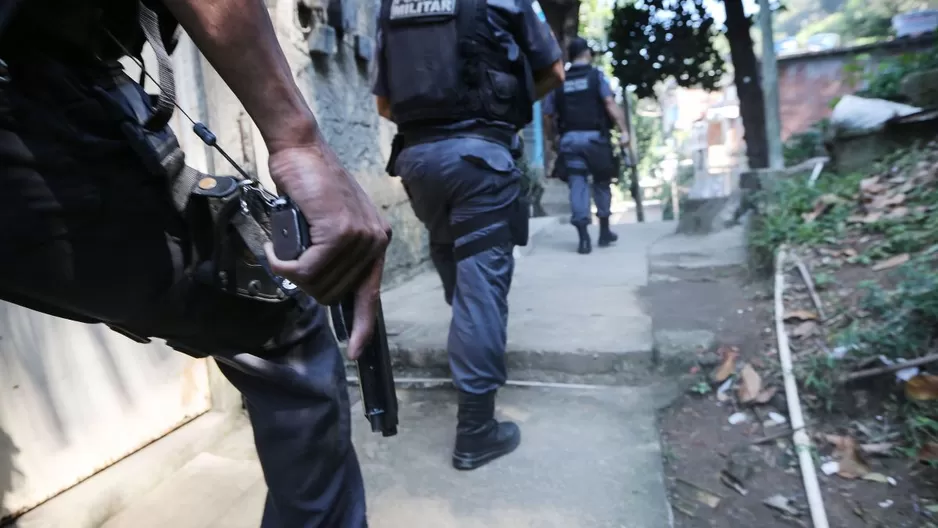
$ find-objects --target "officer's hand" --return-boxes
[263,141,391,360]
[618,134,630,149]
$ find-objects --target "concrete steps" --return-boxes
[372,218,676,386]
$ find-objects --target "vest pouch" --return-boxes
[483,69,518,119]
[587,137,619,184]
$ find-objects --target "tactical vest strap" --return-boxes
[95,2,297,304]
[136,0,176,132]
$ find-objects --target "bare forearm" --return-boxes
[162,0,320,153]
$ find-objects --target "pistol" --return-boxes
[269,197,399,437]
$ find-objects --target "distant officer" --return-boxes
[373,0,564,469]
[545,37,630,254]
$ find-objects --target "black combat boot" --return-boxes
[576,224,592,254]
[598,217,618,247]
[452,390,521,470]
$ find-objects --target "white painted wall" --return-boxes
[0,34,214,521]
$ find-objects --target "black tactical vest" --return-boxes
[554,63,609,133]
[1,0,177,61]
[379,0,534,131]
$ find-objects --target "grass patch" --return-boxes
[750,141,938,457]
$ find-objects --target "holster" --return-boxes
[588,135,619,185]
[550,152,569,182]
[385,134,405,176]
[186,175,290,303]
[509,133,529,247]
[92,70,293,305]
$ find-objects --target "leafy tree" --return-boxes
[607,0,770,169]
[780,0,938,44]
[607,0,725,100]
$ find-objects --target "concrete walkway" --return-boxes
[383,216,675,384]
[14,217,683,528]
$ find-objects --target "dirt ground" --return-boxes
[647,261,938,528]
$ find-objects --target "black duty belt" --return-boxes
[386,126,522,176]
[397,126,517,151]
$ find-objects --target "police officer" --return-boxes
[545,37,630,254]
[372,0,563,469]
[1,0,390,526]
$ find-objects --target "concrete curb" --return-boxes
[13,412,242,528]
[380,343,657,385]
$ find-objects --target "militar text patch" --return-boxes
[389,0,457,20]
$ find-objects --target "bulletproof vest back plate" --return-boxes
[382,0,465,124]
[380,0,533,129]
[556,64,608,132]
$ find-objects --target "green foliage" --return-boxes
[850,258,938,360]
[516,145,544,209]
[689,377,713,395]
[902,406,938,457]
[800,354,839,413]
[787,0,936,44]
[851,42,938,102]
[630,94,665,177]
[748,170,865,267]
[660,164,695,221]
[750,142,938,456]
[783,119,830,166]
[607,0,725,99]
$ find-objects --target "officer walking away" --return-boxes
[373,0,564,470]
[544,37,630,255]
[1,0,389,525]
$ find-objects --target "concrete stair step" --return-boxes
[361,219,677,385]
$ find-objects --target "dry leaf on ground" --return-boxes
[791,321,818,338]
[848,212,883,224]
[763,494,800,516]
[860,443,895,456]
[861,177,885,194]
[918,442,938,462]
[754,386,779,404]
[886,206,909,220]
[802,195,843,222]
[737,364,763,404]
[905,374,938,401]
[884,193,907,206]
[872,253,910,271]
[711,346,739,383]
[784,310,818,322]
[862,473,896,485]
[825,435,871,478]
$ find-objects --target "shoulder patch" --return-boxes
[389,0,457,20]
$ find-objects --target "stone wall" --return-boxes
[777,35,936,141]
[192,0,429,285]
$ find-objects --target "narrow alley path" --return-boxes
[17,216,700,528]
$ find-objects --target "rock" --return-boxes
[901,68,938,108]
